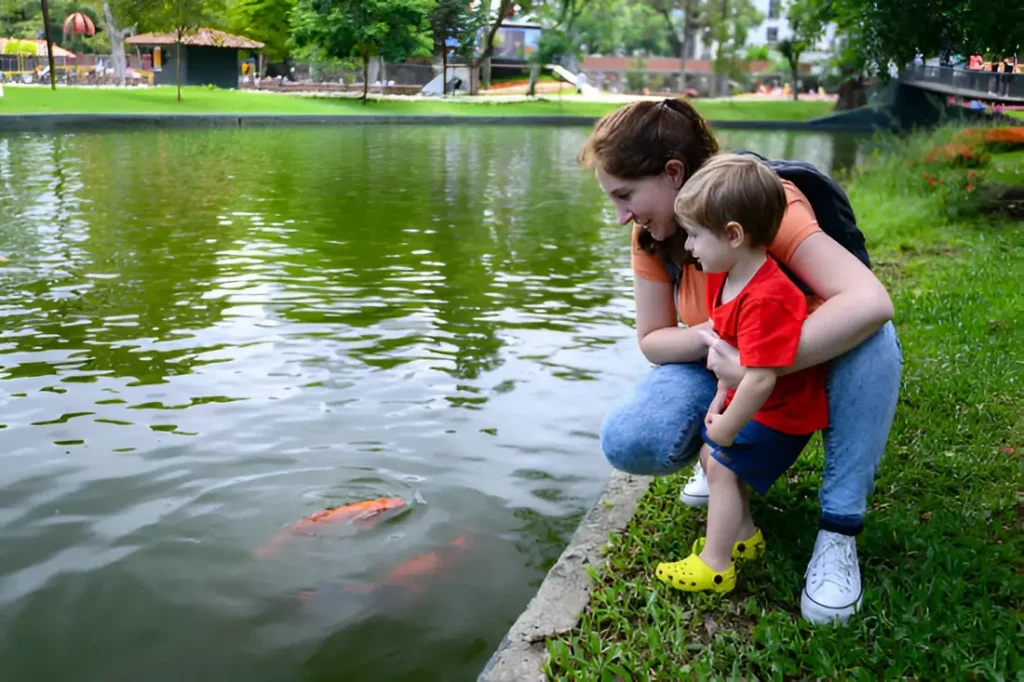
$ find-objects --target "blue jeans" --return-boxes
[600,322,902,536]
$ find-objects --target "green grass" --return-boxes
[546,130,1024,680]
[0,85,835,120]
[1005,109,1024,121]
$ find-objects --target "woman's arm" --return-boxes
[782,232,894,371]
[706,232,893,384]
[634,277,711,365]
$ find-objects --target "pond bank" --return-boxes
[0,112,876,133]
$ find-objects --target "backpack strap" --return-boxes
[734,149,872,296]
[656,246,683,323]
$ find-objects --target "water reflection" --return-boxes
[0,125,869,682]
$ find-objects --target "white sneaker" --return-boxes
[679,461,709,507]
[801,530,863,625]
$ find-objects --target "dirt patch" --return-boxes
[896,243,962,257]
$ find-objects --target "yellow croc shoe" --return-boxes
[691,528,766,561]
[656,553,736,593]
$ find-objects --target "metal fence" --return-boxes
[901,63,1024,101]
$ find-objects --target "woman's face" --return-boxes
[596,163,682,243]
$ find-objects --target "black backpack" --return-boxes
[659,152,871,296]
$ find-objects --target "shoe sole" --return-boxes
[679,491,709,507]
[800,588,863,625]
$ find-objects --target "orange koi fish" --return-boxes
[255,497,407,558]
[298,534,474,603]
[356,534,472,593]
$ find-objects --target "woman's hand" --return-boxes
[699,329,745,389]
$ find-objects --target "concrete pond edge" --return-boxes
[0,113,879,133]
[476,470,653,682]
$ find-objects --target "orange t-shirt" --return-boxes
[630,180,822,328]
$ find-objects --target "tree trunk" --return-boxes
[481,56,491,90]
[715,0,729,97]
[835,75,867,111]
[527,62,539,97]
[469,0,515,94]
[362,52,369,103]
[441,47,447,96]
[791,61,799,100]
[40,0,56,89]
[678,0,697,93]
[176,36,182,101]
[101,1,131,86]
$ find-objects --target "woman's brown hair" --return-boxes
[577,98,719,257]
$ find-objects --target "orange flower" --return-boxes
[928,178,937,186]
[967,171,977,179]
[967,183,976,192]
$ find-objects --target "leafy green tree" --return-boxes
[225,0,294,63]
[292,0,434,102]
[828,0,1023,75]
[431,0,477,96]
[775,0,827,99]
[701,0,761,96]
[140,0,226,101]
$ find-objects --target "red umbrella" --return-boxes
[62,12,96,37]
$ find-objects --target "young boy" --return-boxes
[655,153,828,593]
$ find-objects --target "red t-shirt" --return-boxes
[706,257,828,435]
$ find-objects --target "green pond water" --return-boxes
[0,125,866,682]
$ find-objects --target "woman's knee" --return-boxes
[599,402,688,475]
[599,363,716,476]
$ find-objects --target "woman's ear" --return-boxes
[724,221,746,247]
[664,159,685,189]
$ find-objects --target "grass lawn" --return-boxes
[546,131,1023,680]
[1006,109,1024,121]
[0,85,835,121]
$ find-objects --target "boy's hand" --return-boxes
[708,382,727,416]
[704,412,736,447]
[699,329,745,390]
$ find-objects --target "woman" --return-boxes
[578,99,902,624]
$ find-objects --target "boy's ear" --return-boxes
[724,221,746,247]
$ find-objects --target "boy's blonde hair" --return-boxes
[673,153,787,248]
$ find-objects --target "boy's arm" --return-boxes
[705,368,776,446]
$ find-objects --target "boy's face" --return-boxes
[681,222,737,273]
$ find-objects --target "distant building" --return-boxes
[491,21,542,64]
[126,28,263,89]
[687,0,836,66]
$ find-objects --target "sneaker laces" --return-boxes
[807,534,856,591]
[686,463,706,487]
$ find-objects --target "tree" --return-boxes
[775,0,827,100]
[701,0,761,96]
[142,0,225,101]
[828,0,1024,76]
[225,0,294,64]
[431,0,477,96]
[466,0,516,93]
[40,0,57,89]
[99,0,137,86]
[292,0,434,102]
[575,0,671,58]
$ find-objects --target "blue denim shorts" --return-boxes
[702,421,813,495]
